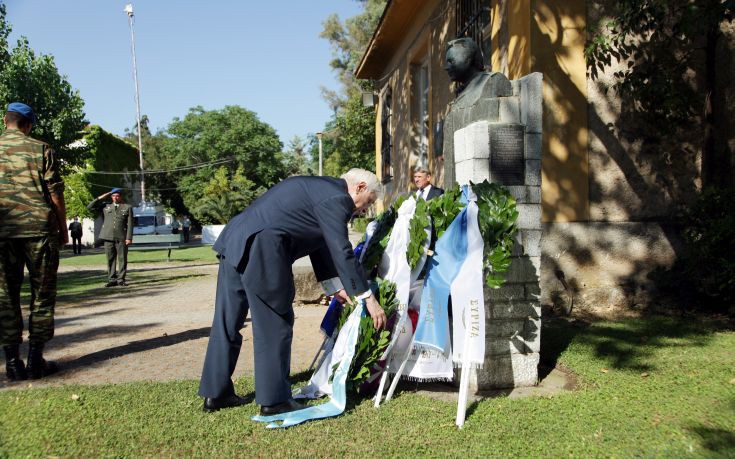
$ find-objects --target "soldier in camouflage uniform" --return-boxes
[0,102,67,381]
[87,188,133,287]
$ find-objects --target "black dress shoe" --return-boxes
[259,398,306,416]
[202,394,251,412]
[105,281,117,287]
[117,280,129,286]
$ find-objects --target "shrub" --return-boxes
[657,187,735,314]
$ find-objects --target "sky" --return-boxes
[6,1,363,147]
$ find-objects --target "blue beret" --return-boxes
[7,102,37,124]
[110,188,123,194]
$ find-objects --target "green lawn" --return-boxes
[1,316,733,457]
[18,246,218,303]
[59,245,218,267]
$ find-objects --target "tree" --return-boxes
[0,2,86,169]
[586,0,735,188]
[316,1,386,174]
[145,105,287,219]
[320,0,387,108]
[191,166,263,224]
[0,39,86,167]
[283,135,312,176]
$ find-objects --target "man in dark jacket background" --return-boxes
[199,168,386,414]
[413,165,444,201]
[87,188,133,287]
[68,217,83,254]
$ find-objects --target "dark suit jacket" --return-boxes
[69,221,83,237]
[417,185,444,201]
[213,176,368,296]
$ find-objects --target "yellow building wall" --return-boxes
[492,0,589,223]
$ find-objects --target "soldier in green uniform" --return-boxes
[0,102,67,381]
[87,188,134,287]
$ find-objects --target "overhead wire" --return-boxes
[73,157,236,175]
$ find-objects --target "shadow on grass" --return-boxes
[540,315,590,378]
[57,326,211,372]
[541,313,732,373]
[50,270,208,308]
[688,399,735,455]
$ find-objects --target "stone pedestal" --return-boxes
[452,72,543,390]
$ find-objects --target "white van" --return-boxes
[133,202,174,235]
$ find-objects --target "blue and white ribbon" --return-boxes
[449,188,485,366]
[413,190,471,355]
[252,301,365,429]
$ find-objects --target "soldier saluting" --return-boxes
[87,188,133,287]
[0,102,67,381]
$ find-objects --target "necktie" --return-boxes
[417,189,424,200]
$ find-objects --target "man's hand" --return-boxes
[333,289,352,305]
[125,239,132,246]
[364,294,386,330]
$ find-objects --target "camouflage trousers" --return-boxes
[0,235,59,346]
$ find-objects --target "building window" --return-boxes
[455,0,491,67]
[380,87,393,182]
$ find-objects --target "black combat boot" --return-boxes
[26,343,59,379]
[3,345,28,381]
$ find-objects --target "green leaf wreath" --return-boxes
[332,278,399,393]
[359,180,518,288]
[335,181,518,395]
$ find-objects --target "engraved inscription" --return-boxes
[490,124,525,185]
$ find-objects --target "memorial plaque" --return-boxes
[490,124,525,185]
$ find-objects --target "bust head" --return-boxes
[444,37,484,86]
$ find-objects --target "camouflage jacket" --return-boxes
[0,128,64,238]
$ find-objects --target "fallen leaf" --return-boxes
[641,372,649,378]
[71,394,80,401]
[729,378,735,385]
[601,368,609,373]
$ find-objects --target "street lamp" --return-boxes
[316,132,323,176]
[124,3,146,203]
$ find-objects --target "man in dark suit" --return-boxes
[413,165,444,200]
[68,217,83,254]
[198,168,386,414]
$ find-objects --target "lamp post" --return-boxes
[124,3,146,204]
[316,132,323,176]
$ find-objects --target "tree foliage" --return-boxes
[319,0,386,109]
[63,125,140,217]
[0,3,86,166]
[136,105,289,222]
[283,135,312,176]
[317,1,386,174]
[191,166,263,225]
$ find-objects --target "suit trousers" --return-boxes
[104,239,128,282]
[71,236,82,254]
[199,230,296,406]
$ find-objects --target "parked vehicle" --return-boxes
[133,202,174,235]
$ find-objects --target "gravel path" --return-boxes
[0,262,328,390]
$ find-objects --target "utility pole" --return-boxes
[316,132,323,176]
[124,4,146,203]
